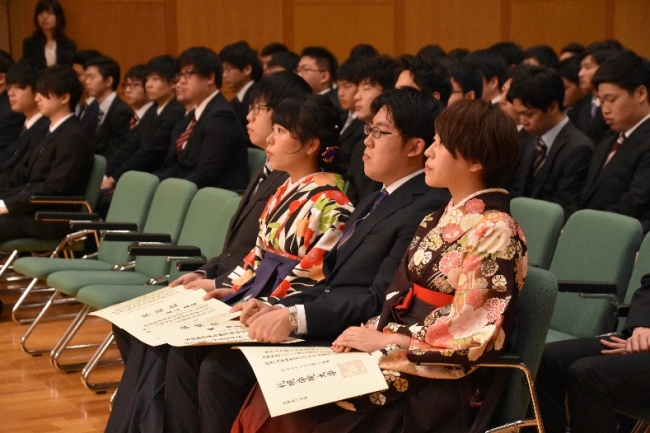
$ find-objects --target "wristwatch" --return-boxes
[288,305,299,333]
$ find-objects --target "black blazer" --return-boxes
[278,173,450,340]
[202,167,289,284]
[0,91,26,155]
[22,34,77,70]
[0,115,92,215]
[322,116,365,180]
[156,92,249,190]
[582,117,650,232]
[625,273,650,334]
[108,100,186,180]
[230,84,254,132]
[78,98,99,137]
[90,95,133,159]
[569,94,613,146]
[502,129,534,197]
[526,121,593,219]
[0,115,50,189]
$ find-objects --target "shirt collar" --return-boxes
[624,113,650,138]
[194,89,220,121]
[49,113,75,133]
[25,112,44,130]
[540,116,569,152]
[237,80,254,103]
[135,101,154,119]
[384,169,424,195]
[98,92,117,119]
[156,100,170,115]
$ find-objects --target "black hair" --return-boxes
[370,87,444,147]
[357,55,400,90]
[489,41,525,67]
[249,71,312,108]
[261,42,288,58]
[145,55,176,82]
[446,48,469,61]
[36,65,83,110]
[558,56,581,85]
[72,49,102,67]
[271,94,342,153]
[177,46,223,88]
[0,50,15,74]
[300,46,338,81]
[464,49,508,87]
[417,44,446,63]
[124,64,146,84]
[523,45,559,69]
[348,44,379,62]
[337,59,362,84]
[219,41,263,82]
[447,60,483,97]
[267,51,299,73]
[6,61,39,89]
[560,42,585,57]
[580,42,622,65]
[33,0,66,39]
[85,55,121,91]
[592,49,650,95]
[398,55,451,105]
[507,66,564,111]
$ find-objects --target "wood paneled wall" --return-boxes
[4,0,650,85]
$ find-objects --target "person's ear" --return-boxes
[243,65,252,79]
[304,137,320,155]
[465,90,476,100]
[406,137,425,158]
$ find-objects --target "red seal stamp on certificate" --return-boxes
[337,360,367,378]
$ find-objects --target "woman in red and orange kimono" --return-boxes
[232,99,528,433]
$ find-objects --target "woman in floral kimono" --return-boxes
[232,99,528,433]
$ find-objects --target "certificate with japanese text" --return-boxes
[239,346,388,417]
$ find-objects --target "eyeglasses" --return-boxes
[175,69,199,82]
[295,65,325,74]
[248,103,272,116]
[363,124,405,139]
[122,82,143,90]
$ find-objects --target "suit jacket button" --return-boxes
[324,286,331,293]
[225,252,231,258]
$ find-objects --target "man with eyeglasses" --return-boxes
[296,46,341,110]
[155,46,248,190]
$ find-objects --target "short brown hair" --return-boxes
[434,99,519,187]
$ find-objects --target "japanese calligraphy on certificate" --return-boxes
[90,285,235,346]
[239,346,388,417]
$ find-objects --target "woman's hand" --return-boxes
[169,272,203,287]
[184,278,217,293]
[201,288,235,301]
[331,325,410,353]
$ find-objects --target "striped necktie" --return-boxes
[604,133,625,167]
[175,114,197,156]
[129,113,139,131]
[533,137,547,176]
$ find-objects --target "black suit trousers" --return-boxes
[537,336,650,433]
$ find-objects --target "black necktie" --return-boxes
[337,189,388,248]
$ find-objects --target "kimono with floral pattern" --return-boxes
[224,172,353,299]
[340,189,527,413]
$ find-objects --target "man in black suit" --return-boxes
[0,51,26,160]
[164,88,450,433]
[581,50,650,232]
[219,41,262,133]
[464,49,508,105]
[71,50,101,136]
[0,65,92,242]
[395,54,451,106]
[155,47,248,190]
[84,55,132,159]
[0,62,49,188]
[537,273,650,432]
[508,65,593,219]
[296,46,341,110]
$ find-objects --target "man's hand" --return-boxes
[601,327,650,355]
[237,299,277,326]
[185,279,216,292]
[169,272,203,287]
[247,308,293,343]
[202,288,235,301]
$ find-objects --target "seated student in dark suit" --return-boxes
[219,41,262,132]
[346,55,400,205]
[395,54,452,106]
[70,49,101,135]
[155,47,248,190]
[296,46,341,109]
[259,42,288,77]
[0,62,50,188]
[581,50,650,232]
[508,65,593,219]
[445,59,483,107]
[103,56,185,189]
[0,51,26,159]
[164,87,450,433]
[560,56,591,124]
[464,49,508,105]
[574,43,622,145]
[84,55,132,158]
[22,0,76,71]
[321,58,365,179]
[537,273,650,433]
[0,65,92,242]
[264,50,299,76]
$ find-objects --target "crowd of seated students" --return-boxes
[1,7,650,429]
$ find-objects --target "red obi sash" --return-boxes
[393,283,454,311]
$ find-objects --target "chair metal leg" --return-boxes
[0,250,19,279]
[81,331,122,393]
[632,420,650,433]
[49,304,100,371]
[12,277,41,322]
[109,387,118,410]
[20,290,64,355]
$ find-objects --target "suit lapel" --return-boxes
[531,124,569,196]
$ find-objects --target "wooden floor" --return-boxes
[0,272,122,433]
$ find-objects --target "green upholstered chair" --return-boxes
[0,154,107,280]
[11,171,160,323]
[19,178,197,357]
[546,210,643,343]
[247,147,267,179]
[510,197,564,270]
